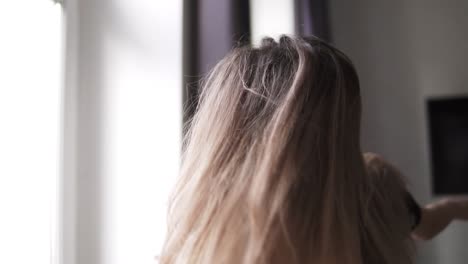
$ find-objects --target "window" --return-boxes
[0,1,63,264]
[61,1,182,263]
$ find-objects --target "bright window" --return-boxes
[0,1,62,263]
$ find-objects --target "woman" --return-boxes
[160,35,468,264]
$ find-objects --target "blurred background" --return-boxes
[0,0,467,263]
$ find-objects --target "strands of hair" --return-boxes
[160,35,415,264]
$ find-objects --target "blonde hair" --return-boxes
[160,35,415,264]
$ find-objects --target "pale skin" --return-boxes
[364,152,468,241]
[411,196,468,240]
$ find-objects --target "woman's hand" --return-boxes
[412,197,468,240]
[441,196,468,220]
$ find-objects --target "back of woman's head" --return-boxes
[160,35,415,264]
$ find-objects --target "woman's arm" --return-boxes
[363,152,468,241]
[412,197,468,241]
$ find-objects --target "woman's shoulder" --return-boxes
[363,152,422,229]
[363,152,405,184]
[363,152,386,167]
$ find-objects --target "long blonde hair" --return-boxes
[160,35,415,264]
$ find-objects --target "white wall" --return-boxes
[329,0,468,263]
[62,1,182,264]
